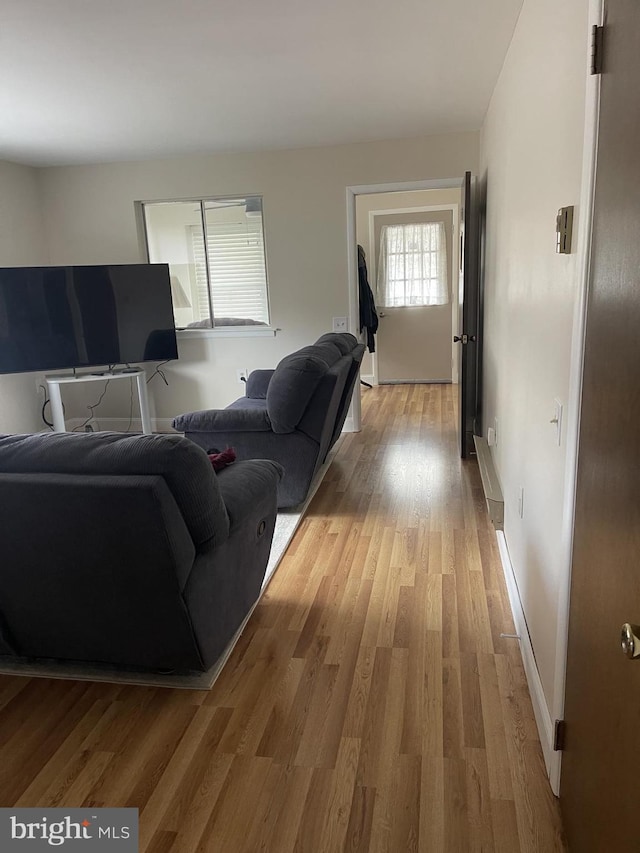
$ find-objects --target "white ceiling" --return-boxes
[1,0,523,167]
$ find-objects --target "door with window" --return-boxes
[375,210,454,383]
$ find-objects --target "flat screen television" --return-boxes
[0,264,178,374]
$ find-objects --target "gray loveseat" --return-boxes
[173,333,365,508]
[0,431,282,673]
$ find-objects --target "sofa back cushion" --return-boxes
[0,431,230,551]
[267,343,340,434]
[315,332,358,355]
[297,355,351,448]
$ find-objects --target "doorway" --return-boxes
[355,188,460,385]
[355,189,460,385]
[346,178,465,431]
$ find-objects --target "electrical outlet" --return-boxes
[236,368,249,385]
[332,317,348,332]
[517,486,525,519]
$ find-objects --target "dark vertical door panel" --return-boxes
[561,2,640,848]
[457,171,480,457]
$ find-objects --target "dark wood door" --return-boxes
[561,3,640,848]
[456,171,480,457]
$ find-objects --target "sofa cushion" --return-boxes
[0,431,230,551]
[266,352,329,434]
[315,332,358,355]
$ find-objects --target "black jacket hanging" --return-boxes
[357,245,378,353]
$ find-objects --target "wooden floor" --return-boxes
[0,384,565,852]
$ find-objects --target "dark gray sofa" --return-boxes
[173,333,365,509]
[0,431,282,673]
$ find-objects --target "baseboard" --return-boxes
[360,374,376,386]
[67,417,177,434]
[496,531,560,791]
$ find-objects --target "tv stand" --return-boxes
[45,368,152,434]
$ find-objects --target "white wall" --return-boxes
[0,161,47,433]
[480,0,589,743]
[38,133,478,420]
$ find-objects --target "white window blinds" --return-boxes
[191,219,269,322]
[377,221,448,308]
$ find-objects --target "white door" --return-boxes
[375,210,454,383]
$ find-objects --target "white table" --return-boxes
[45,368,152,434]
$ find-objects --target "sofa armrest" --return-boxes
[173,408,272,434]
[215,459,283,530]
[246,369,275,399]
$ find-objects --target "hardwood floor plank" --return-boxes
[0,385,565,852]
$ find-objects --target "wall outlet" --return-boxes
[236,368,249,384]
[487,427,496,446]
[517,486,525,519]
[332,316,348,332]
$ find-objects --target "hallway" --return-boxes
[0,384,565,851]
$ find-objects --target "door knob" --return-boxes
[379,312,386,317]
[621,623,640,659]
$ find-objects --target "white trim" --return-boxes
[177,326,277,340]
[496,531,556,781]
[551,0,604,796]
[360,374,376,386]
[346,177,464,427]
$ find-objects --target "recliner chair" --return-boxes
[0,430,282,673]
[173,333,365,509]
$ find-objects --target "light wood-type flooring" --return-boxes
[0,384,566,851]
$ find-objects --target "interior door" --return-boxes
[455,171,480,457]
[561,3,640,848]
[376,210,454,383]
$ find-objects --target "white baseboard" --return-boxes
[67,417,177,434]
[496,531,560,793]
[360,374,376,386]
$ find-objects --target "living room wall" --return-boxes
[0,160,47,433]
[37,132,478,422]
[480,0,591,771]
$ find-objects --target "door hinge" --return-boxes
[553,719,566,751]
[591,25,604,75]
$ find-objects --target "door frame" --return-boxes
[543,0,603,795]
[346,178,464,430]
[365,202,460,386]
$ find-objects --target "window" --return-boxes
[142,196,270,329]
[377,221,448,307]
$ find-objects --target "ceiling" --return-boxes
[1,0,523,167]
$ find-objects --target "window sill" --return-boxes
[177,326,278,340]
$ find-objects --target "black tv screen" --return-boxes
[0,264,178,374]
